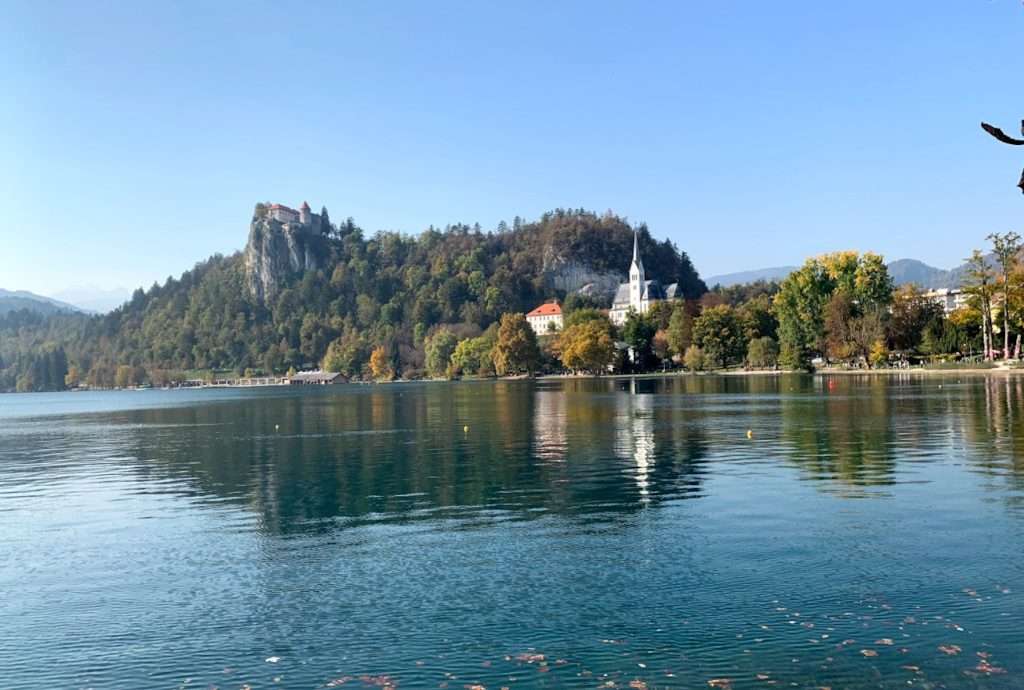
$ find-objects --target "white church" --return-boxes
[608,231,680,326]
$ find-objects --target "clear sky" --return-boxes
[2,1,1022,297]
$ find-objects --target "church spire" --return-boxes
[631,229,645,275]
[629,229,645,307]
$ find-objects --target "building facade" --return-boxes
[526,301,563,335]
[608,231,680,326]
[924,288,969,316]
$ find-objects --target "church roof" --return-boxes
[612,280,665,308]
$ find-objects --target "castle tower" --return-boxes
[299,201,311,224]
[629,230,645,311]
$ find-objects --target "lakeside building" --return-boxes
[526,301,563,335]
[608,231,680,326]
[288,370,345,385]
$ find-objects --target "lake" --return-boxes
[1,375,1022,689]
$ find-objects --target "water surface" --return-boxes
[1,375,1023,689]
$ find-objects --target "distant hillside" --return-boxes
[711,255,993,290]
[705,266,798,287]
[0,206,706,391]
[0,289,85,316]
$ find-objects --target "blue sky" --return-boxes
[2,1,1022,297]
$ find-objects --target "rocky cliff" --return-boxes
[541,248,623,302]
[244,208,327,303]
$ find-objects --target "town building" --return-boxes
[526,301,563,335]
[608,231,680,326]
[924,288,969,316]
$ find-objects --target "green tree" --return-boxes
[492,313,540,376]
[424,328,459,378]
[987,231,1022,359]
[683,345,706,371]
[963,250,997,360]
[692,304,744,368]
[775,251,893,368]
[666,304,693,359]
[451,336,494,377]
[622,310,657,371]
[746,336,779,369]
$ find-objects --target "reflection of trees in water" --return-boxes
[111,375,1024,531]
[778,375,899,490]
[115,381,708,533]
[960,376,1024,511]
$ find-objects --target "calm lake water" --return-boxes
[1,375,1023,689]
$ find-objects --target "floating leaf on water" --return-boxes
[707,679,732,689]
[860,649,878,658]
[938,644,962,656]
[514,653,545,664]
[875,639,894,646]
[756,673,771,680]
[628,681,648,690]
[974,660,1007,675]
[463,685,486,690]
[900,665,920,673]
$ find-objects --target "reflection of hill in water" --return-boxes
[19,375,1024,534]
[105,381,712,534]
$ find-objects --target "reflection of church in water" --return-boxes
[531,379,661,506]
[615,379,656,503]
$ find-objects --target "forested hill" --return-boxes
[0,207,705,390]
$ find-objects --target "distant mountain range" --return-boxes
[0,289,87,316]
[0,286,130,317]
[48,286,130,314]
[706,256,991,290]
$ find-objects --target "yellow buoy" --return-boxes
[746,429,753,439]
[463,425,469,433]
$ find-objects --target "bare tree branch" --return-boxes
[981,121,1024,145]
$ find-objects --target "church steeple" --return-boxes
[629,229,645,308]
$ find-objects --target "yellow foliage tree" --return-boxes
[369,345,394,381]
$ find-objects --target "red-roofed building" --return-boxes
[526,301,563,335]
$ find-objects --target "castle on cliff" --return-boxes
[264,201,325,234]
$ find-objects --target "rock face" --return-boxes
[541,248,623,303]
[244,207,327,303]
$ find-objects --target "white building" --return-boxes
[924,288,969,316]
[526,301,563,335]
[608,231,680,326]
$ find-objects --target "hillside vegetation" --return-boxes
[0,208,704,391]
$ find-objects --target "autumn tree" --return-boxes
[492,313,540,376]
[888,284,944,353]
[369,345,394,381]
[987,231,1022,359]
[963,250,997,360]
[558,319,615,374]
